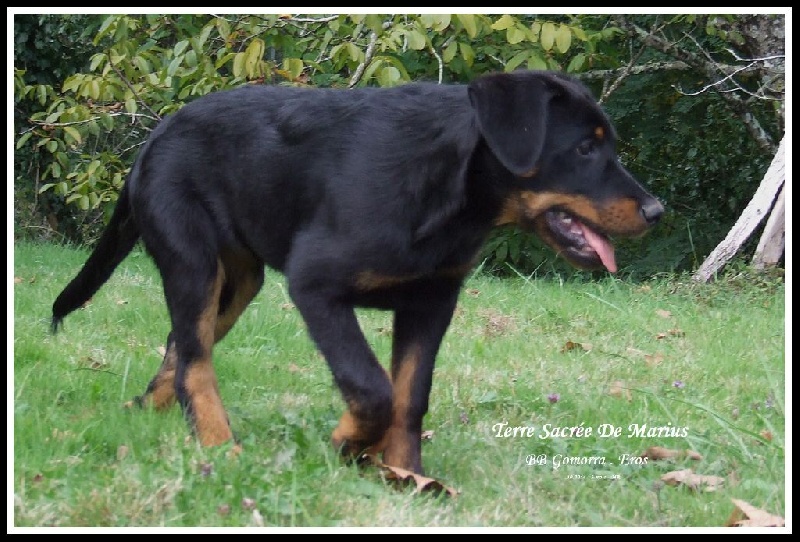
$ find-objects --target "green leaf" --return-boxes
[566,53,585,73]
[377,66,401,87]
[346,42,362,63]
[133,56,150,73]
[362,58,385,84]
[527,52,548,70]
[185,50,197,68]
[94,15,116,45]
[282,57,304,80]
[406,29,427,50]
[507,26,526,45]
[572,26,587,41]
[37,85,48,106]
[63,126,82,145]
[491,14,515,31]
[167,55,183,77]
[364,14,385,34]
[457,14,478,38]
[15,132,33,150]
[555,24,572,53]
[125,98,137,114]
[244,38,265,77]
[51,161,62,178]
[540,22,556,51]
[432,14,451,31]
[215,18,231,42]
[90,79,100,100]
[46,140,58,153]
[195,23,213,49]
[45,111,61,124]
[232,52,246,78]
[89,53,106,72]
[174,39,189,57]
[39,183,56,194]
[443,40,458,63]
[505,50,530,72]
[460,42,475,66]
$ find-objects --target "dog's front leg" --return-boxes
[287,276,394,459]
[376,286,461,475]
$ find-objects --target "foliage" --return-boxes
[12,13,785,276]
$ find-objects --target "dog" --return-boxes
[52,70,663,476]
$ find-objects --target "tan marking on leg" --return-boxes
[214,251,263,342]
[144,344,178,410]
[186,261,233,447]
[380,345,422,470]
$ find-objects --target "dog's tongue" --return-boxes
[580,223,617,273]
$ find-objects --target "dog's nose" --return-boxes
[641,199,665,225]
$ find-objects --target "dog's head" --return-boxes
[469,70,664,272]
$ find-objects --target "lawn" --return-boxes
[11,241,786,529]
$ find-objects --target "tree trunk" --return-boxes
[752,183,785,269]
[692,137,785,282]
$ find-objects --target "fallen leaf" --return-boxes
[227,443,243,459]
[726,499,785,527]
[116,445,129,461]
[251,509,264,527]
[116,299,128,305]
[200,462,213,477]
[644,353,665,367]
[241,497,256,510]
[661,469,725,492]
[14,276,23,284]
[759,430,773,442]
[609,381,632,402]
[641,446,702,461]
[656,329,685,340]
[466,288,480,297]
[379,463,459,497]
[459,411,469,424]
[421,430,434,440]
[32,473,43,483]
[561,340,591,353]
[217,504,231,516]
[685,449,703,461]
[656,309,672,318]
[480,309,516,337]
[156,346,167,357]
[280,303,295,310]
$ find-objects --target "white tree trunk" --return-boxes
[752,183,785,269]
[692,137,785,282]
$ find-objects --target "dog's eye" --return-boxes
[577,140,594,156]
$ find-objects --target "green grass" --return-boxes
[12,241,786,528]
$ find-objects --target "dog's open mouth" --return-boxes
[540,210,617,272]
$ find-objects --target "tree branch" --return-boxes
[108,58,161,121]
[348,31,379,88]
[613,16,778,154]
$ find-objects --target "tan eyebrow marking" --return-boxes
[594,126,604,140]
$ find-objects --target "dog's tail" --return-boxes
[51,182,140,333]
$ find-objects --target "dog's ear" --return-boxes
[468,72,562,176]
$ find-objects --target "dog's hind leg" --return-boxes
[131,250,264,415]
[129,332,179,411]
[161,256,234,446]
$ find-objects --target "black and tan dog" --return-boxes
[52,70,663,476]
